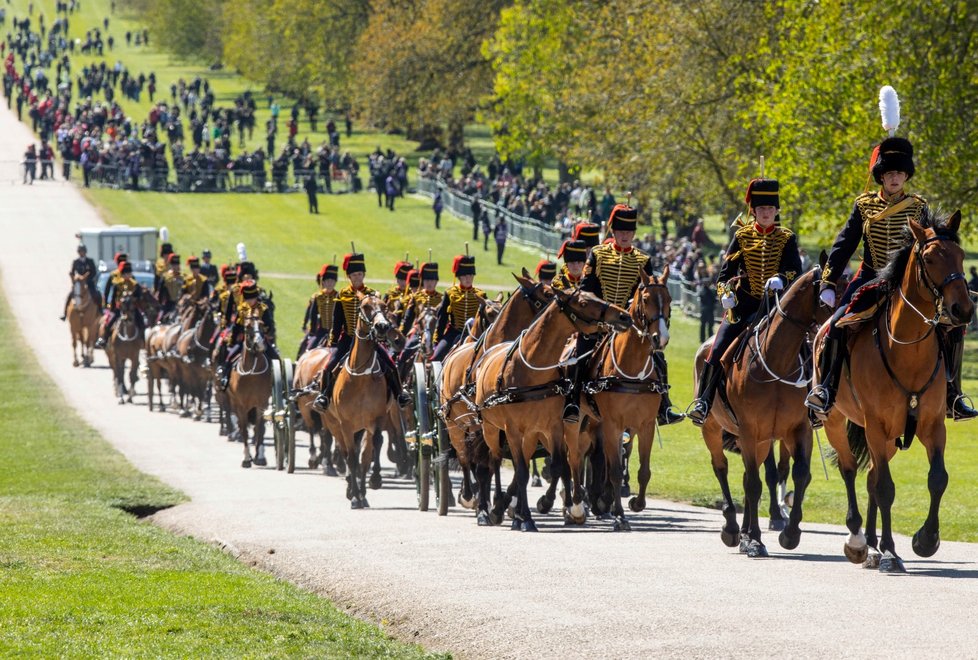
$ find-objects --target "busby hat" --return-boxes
[77,243,87,252]
[237,261,257,279]
[319,263,338,282]
[394,261,414,280]
[342,253,366,275]
[608,204,638,231]
[120,261,133,274]
[558,239,588,263]
[536,259,557,280]
[452,255,476,277]
[406,269,421,289]
[114,251,128,265]
[572,222,600,248]
[168,253,181,265]
[160,242,173,256]
[420,262,439,281]
[187,256,200,268]
[241,280,259,298]
[223,267,237,283]
[871,137,915,184]
[745,178,780,209]
[202,249,212,258]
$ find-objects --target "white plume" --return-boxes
[879,86,900,136]
[159,226,169,242]
[236,242,247,261]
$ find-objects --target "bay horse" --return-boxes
[474,288,632,531]
[105,293,144,405]
[439,272,553,524]
[820,211,972,573]
[319,294,405,508]
[693,261,838,557]
[67,273,99,367]
[174,299,218,420]
[563,267,673,531]
[293,347,342,474]
[228,318,274,468]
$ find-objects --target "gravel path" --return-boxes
[2,104,977,659]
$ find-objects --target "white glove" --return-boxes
[819,288,836,308]
[721,293,736,310]
[765,276,784,292]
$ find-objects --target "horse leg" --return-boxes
[620,437,633,498]
[475,463,493,526]
[629,422,655,513]
[587,439,609,515]
[778,427,812,551]
[128,359,138,403]
[531,459,542,488]
[459,464,476,509]
[239,410,253,468]
[742,448,768,558]
[253,412,267,466]
[511,447,536,532]
[603,424,630,531]
[872,455,905,573]
[72,332,80,367]
[764,444,786,531]
[535,450,561,515]
[369,428,383,490]
[358,429,373,508]
[864,465,881,568]
[912,427,947,559]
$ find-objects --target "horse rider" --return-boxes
[222,261,262,325]
[216,279,280,390]
[313,253,412,410]
[154,242,174,294]
[572,221,601,259]
[157,253,184,322]
[199,249,219,286]
[431,254,487,362]
[687,179,802,425]
[183,256,212,303]
[102,252,129,308]
[95,261,146,348]
[297,263,338,359]
[211,267,240,370]
[399,261,443,364]
[60,243,100,321]
[535,259,557,287]
[805,136,977,421]
[553,239,588,290]
[568,203,686,425]
[384,260,415,311]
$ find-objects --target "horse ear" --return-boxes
[521,267,532,280]
[908,218,929,244]
[639,270,650,286]
[819,249,828,269]
[948,209,962,234]
[494,292,504,303]
[513,272,531,287]
[660,264,669,282]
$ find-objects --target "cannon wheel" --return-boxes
[431,360,451,516]
[414,361,432,512]
[282,359,297,473]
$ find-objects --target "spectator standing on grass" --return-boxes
[345,113,352,138]
[482,210,492,251]
[385,171,398,211]
[493,214,508,265]
[698,269,717,343]
[471,194,481,240]
[23,143,37,184]
[433,189,443,229]
[304,173,319,214]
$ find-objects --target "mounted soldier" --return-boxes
[688,178,802,425]
[568,203,685,425]
[154,240,174,295]
[157,253,183,321]
[572,221,601,259]
[384,260,414,309]
[60,243,100,321]
[806,91,976,422]
[102,252,128,310]
[297,263,338,359]
[535,259,557,287]
[216,279,279,390]
[182,255,212,303]
[553,239,587,291]
[399,261,443,364]
[313,252,411,410]
[95,261,147,348]
[431,254,487,362]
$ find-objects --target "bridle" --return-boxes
[886,234,964,346]
[355,298,391,342]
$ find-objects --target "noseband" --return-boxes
[556,288,613,336]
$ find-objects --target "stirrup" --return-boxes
[312,393,330,412]
[397,392,412,409]
[562,403,580,423]
[804,385,833,418]
[686,399,710,427]
[948,393,978,421]
[657,406,686,426]
[94,337,106,349]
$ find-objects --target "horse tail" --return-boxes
[721,431,741,454]
[845,421,871,471]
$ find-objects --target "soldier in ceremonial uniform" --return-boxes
[216,280,279,390]
[183,256,211,303]
[313,253,411,410]
[432,255,487,362]
[222,261,261,326]
[571,204,685,425]
[154,242,174,295]
[399,262,443,364]
[535,259,557,287]
[102,252,129,308]
[297,264,338,359]
[384,261,415,309]
[688,179,802,425]
[573,221,601,258]
[60,243,100,320]
[552,239,587,290]
[806,137,976,420]
[157,253,184,321]
[199,249,219,286]
[95,261,146,347]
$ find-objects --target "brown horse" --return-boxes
[320,294,405,508]
[438,273,553,524]
[228,317,274,468]
[174,299,218,420]
[104,294,144,405]
[820,212,972,573]
[693,263,838,556]
[475,288,632,531]
[563,267,673,531]
[293,346,342,474]
[67,274,99,367]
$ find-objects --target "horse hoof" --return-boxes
[477,511,491,526]
[563,509,587,526]
[628,497,644,513]
[241,460,251,469]
[912,529,941,558]
[620,484,631,498]
[459,491,476,510]
[612,518,631,532]
[844,542,869,564]
[510,519,521,531]
[536,496,554,515]
[597,512,614,521]
[531,476,542,488]
[878,551,906,574]
[506,506,515,520]
[351,499,362,510]
[863,549,882,569]
[716,526,737,547]
[73,360,80,367]
[180,410,192,418]
[779,529,801,550]
[361,499,369,508]
[308,457,318,469]
[738,534,751,554]
[521,520,538,533]
[325,466,338,477]
[746,540,769,558]
[768,517,787,532]
[488,511,504,526]
[369,473,383,490]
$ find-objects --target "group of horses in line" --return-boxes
[64,211,971,573]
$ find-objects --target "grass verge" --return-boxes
[0,289,443,658]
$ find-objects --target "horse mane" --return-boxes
[875,207,960,291]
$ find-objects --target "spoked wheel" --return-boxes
[270,359,287,470]
[414,361,432,512]
[282,359,297,474]
[431,361,451,517]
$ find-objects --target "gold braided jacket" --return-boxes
[337,285,379,334]
[314,289,337,331]
[444,285,486,330]
[587,243,651,307]
[726,224,797,298]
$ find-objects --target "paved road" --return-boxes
[2,104,977,659]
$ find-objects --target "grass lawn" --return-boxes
[0,291,441,657]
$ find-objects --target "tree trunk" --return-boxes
[447,120,465,153]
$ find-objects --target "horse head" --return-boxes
[635,266,673,349]
[909,211,973,326]
[358,294,406,353]
[244,317,266,354]
[552,287,632,335]
[514,270,556,315]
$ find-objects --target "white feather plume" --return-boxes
[879,86,900,136]
[159,226,169,242]
[236,242,247,261]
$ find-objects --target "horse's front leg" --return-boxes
[238,409,254,468]
[911,424,947,560]
[778,425,812,551]
[703,418,739,547]
[763,444,786,531]
[72,332,80,367]
[602,421,629,531]
[127,358,138,403]
[369,427,383,490]
[864,465,881,567]
[629,419,656,513]
[357,428,374,508]
[742,445,767,558]
[871,451,904,573]
[253,410,267,466]
[510,436,536,532]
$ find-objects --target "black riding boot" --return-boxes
[805,329,843,418]
[60,292,71,321]
[94,316,114,349]
[944,329,977,421]
[653,352,686,425]
[216,344,234,390]
[313,369,335,411]
[385,366,411,408]
[688,362,722,427]
[562,362,581,423]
